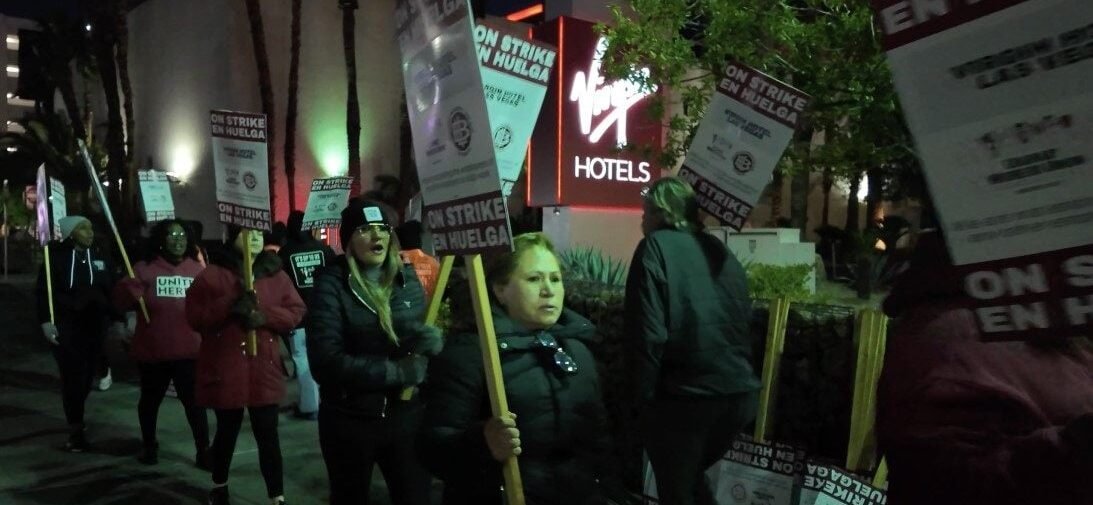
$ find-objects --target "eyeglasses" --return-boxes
[531,331,578,375]
[355,223,391,235]
[167,231,187,238]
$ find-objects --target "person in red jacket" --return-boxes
[877,230,1093,505]
[186,226,306,505]
[114,219,210,468]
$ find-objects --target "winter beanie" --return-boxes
[339,199,397,247]
[58,216,91,241]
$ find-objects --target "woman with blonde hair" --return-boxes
[307,199,442,505]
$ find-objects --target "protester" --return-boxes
[113,219,210,467]
[625,177,759,505]
[396,220,441,299]
[877,230,1093,505]
[186,226,306,505]
[36,215,124,452]
[422,232,622,505]
[277,210,335,421]
[306,199,440,505]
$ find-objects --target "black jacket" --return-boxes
[421,308,614,505]
[36,241,121,343]
[278,234,335,328]
[306,256,429,418]
[625,229,760,402]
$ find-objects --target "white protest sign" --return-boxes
[801,463,886,505]
[474,19,556,198]
[210,109,272,232]
[48,176,66,241]
[301,177,352,231]
[643,437,804,505]
[875,0,1093,264]
[678,60,809,230]
[872,0,1093,341]
[138,170,175,222]
[396,0,512,256]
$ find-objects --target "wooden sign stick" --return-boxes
[242,230,257,357]
[401,255,455,401]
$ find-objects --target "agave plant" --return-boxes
[558,246,629,287]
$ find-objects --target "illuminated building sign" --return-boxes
[529,16,661,209]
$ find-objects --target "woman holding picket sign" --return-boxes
[422,232,625,505]
[113,219,209,468]
[186,226,305,505]
[306,199,442,505]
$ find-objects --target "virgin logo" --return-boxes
[569,37,656,146]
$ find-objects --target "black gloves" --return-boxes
[388,355,428,387]
[407,323,445,356]
[231,291,266,330]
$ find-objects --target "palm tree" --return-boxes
[89,1,126,215]
[284,0,302,211]
[340,0,362,196]
[114,1,137,208]
[32,17,91,142]
[244,0,278,213]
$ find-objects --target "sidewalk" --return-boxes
[0,276,408,504]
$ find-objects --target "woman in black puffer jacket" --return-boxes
[307,199,442,505]
[421,232,623,505]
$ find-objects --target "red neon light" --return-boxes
[505,4,544,22]
[556,17,564,203]
[568,205,645,213]
[526,24,535,207]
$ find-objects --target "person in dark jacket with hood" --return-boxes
[186,226,306,505]
[625,177,760,505]
[877,230,1093,505]
[422,232,620,505]
[36,215,124,452]
[307,199,442,505]
[278,210,335,420]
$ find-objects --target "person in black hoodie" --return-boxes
[625,177,760,505]
[278,210,335,420]
[307,199,442,505]
[422,232,622,505]
[36,215,123,452]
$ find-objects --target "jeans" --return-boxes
[291,328,319,414]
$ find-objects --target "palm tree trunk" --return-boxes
[341,0,362,197]
[91,3,126,218]
[284,0,302,211]
[114,1,139,231]
[244,0,278,216]
[769,169,784,225]
[821,167,833,226]
[865,167,884,227]
[845,173,862,232]
[790,169,809,236]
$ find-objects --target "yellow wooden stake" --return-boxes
[44,244,55,324]
[873,457,889,488]
[754,297,791,443]
[242,230,257,357]
[466,253,524,505]
[847,309,888,472]
[401,255,455,401]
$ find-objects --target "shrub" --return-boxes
[745,263,812,301]
[558,246,628,287]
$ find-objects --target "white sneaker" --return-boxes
[97,369,112,391]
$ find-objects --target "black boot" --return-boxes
[195,445,211,471]
[207,485,229,505]
[138,442,158,465]
[64,426,89,453]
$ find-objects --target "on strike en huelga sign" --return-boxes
[49,176,67,241]
[643,436,804,505]
[396,0,512,256]
[301,177,352,231]
[872,0,1093,340]
[210,109,272,232]
[138,170,175,222]
[800,463,886,505]
[474,19,556,198]
[678,60,809,230]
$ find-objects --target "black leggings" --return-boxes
[51,343,99,427]
[318,400,431,505]
[137,360,209,450]
[211,405,283,498]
